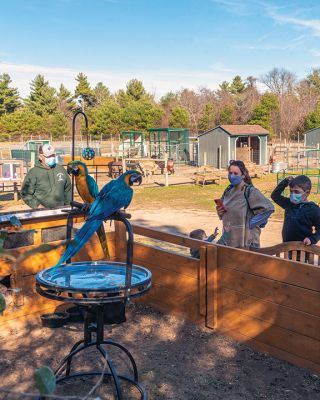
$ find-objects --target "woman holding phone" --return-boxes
[215,160,274,248]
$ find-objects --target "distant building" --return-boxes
[198,125,269,168]
[304,127,320,148]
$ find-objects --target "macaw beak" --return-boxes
[129,173,142,186]
[67,164,79,176]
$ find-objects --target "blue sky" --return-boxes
[1,0,320,97]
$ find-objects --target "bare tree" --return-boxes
[177,89,203,133]
[261,68,296,96]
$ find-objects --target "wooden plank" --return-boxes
[137,262,198,297]
[133,242,199,278]
[219,287,320,341]
[198,246,207,316]
[218,312,320,366]
[218,246,320,291]
[206,245,218,329]
[220,267,320,317]
[137,283,203,324]
[220,327,320,375]
[133,224,209,250]
[114,221,127,262]
[0,215,85,230]
[1,294,59,322]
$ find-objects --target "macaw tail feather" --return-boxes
[55,218,103,267]
[96,224,110,259]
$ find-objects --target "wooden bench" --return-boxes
[251,241,320,266]
[246,161,268,179]
[192,166,222,187]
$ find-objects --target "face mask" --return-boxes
[228,174,242,186]
[45,157,56,168]
[290,192,303,204]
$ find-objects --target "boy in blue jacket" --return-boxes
[271,175,320,245]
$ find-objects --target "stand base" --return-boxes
[51,340,147,400]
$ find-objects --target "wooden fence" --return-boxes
[0,214,319,374]
[115,222,320,374]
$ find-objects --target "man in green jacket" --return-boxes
[21,144,71,209]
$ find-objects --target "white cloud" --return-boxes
[309,49,320,57]
[0,61,235,98]
[271,13,320,36]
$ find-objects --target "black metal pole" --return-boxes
[71,110,89,203]
[66,111,89,261]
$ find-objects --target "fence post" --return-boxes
[199,246,207,316]
[114,220,127,262]
[206,245,218,330]
[164,153,169,187]
[30,152,35,168]
[13,182,18,202]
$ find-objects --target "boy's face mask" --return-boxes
[290,192,303,204]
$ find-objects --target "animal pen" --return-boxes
[1,209,320,378]
[148,128,190,163]
[120,131,145,158]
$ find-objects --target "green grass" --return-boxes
[131,174,319,220]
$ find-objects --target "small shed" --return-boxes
[198,125,269,168]
[304,127,320,148]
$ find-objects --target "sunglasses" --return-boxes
[229,160,245,166]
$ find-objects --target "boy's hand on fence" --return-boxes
[302,237,312,246]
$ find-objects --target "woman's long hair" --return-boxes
[228,160,252,185]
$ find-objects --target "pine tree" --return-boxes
[45,111,69,139]
[169,106,190,128]
[57,84,75,115]
[218,105,234,124]
[248,92,279,132]
[90,99,122,137]
[198,104,215,132]
[121,100,163,131]
[304,101,320,130]
[0,74,20,115]
[230,75,245,94]
[126,79,146,101]
[25,75,57,116]
[74,73,95,107]
[0,109,44,140]
[94,82,110,106]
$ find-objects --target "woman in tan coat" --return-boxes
[216,160,274,248]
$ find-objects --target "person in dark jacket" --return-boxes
[271,175,320,245]
[21,144,71,209]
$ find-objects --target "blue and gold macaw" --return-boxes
[67,161,99,203]
[67,160,109,257]
[56,170,142,267]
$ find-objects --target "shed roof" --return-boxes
[303,127,320,135]
[199,124,269,137]
[220,125,269,135]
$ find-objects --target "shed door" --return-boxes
[251,137,260,164]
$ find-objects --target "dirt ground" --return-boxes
[0,303,319,400]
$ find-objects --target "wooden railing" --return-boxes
[252,241,320,265]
